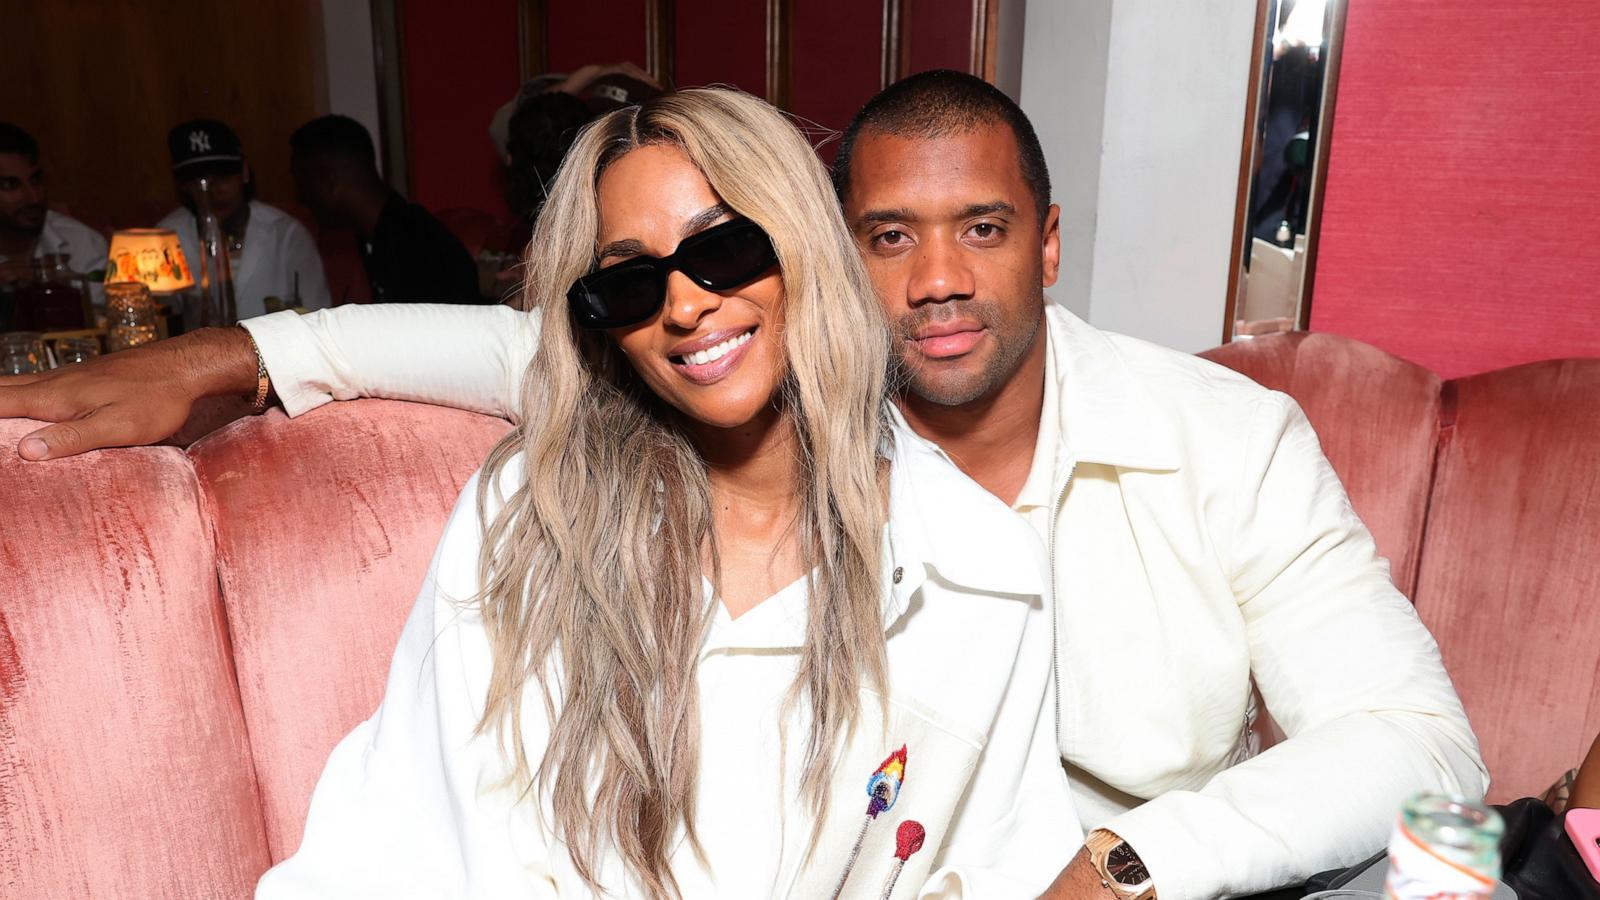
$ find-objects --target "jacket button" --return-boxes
[893,566,904,584]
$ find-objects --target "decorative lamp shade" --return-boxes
[105,228,194,293]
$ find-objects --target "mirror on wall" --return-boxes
[1225,0,1346,341]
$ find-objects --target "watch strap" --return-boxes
[241,326,270,414]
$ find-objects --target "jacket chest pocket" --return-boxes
[782,695,985,900]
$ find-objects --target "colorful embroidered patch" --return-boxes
[831,745,911,900]
[879,820,927,899]
[866,745,908,818]
[893,820,925,861]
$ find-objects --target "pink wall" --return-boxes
[401,0,521,219]
[395,1,980,216]
[545,0,647,75]
[1310,0,1600,379]
[675,0,764,96]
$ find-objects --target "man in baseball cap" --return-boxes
[486,63,663,160]
[484,62,664,296]
[158,118,331,318]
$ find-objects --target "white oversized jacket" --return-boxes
[243,300,1486,900]
[258,426,1079,898]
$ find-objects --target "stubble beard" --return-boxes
[892,298,1040,408]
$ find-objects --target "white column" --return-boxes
[1019,0,1257,352]
[317,0,384,174]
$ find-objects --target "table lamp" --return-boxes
[104,229,192,351]
[105,228,194,293]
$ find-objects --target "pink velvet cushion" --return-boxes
[188,400,511,861]
[0,421,270,898]
[1411,359,1600,802]
[1201,332,1442,597]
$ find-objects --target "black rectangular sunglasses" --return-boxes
[567,216,779,330]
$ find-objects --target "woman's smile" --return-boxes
[668,325,758,384]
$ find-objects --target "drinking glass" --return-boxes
[54,335,102,365]
[106,282,160,352]
[1,332,48,374]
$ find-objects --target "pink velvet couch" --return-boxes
[1,332,1596,896]
[1201,334,1600,805]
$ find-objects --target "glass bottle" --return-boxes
[190,177,238,327]
[14,254,90,331]
[1383,793,1504,900]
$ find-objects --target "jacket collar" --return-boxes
[886,421,1047,599]
[1044,302,1184,473]
[701,421,1045,654]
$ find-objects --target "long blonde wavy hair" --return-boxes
[473,88,894,897]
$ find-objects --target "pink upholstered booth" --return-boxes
[3,334,1596,895]
[1203,335,1600,803]
[1,400,509,895]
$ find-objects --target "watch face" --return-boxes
[1106,842,1151,887]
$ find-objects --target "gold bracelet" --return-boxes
[241,326,270,414]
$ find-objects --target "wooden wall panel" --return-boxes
[906,0,973,74]
[675,0,766,95]
[790,0,884,157]
[401,0,522,217]
[545,0,649,73]
[0,0,324,231]
[403,0,994,214]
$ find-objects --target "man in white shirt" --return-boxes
[158,119,331,319]
[0,75,1485,899]
[0,123,107,290]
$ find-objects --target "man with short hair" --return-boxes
[832,73,1479,900]
[0,73,1483,899]
[158,118,332,317]
[289,115,480,305]
[0,122,107,288]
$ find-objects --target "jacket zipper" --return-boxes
[1047,461,1077,753]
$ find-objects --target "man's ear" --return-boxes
[1041,203,1062,288]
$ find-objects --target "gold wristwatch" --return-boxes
[1086,829,1156,900]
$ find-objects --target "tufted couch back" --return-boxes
[3,335,1597,895]
[1203,334,1600,804]
[0,400,509,896]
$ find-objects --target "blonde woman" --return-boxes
[258,89,1077,899]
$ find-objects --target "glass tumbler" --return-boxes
[106,282,160,352]
[1,332,48,374]
[54,335,102,365]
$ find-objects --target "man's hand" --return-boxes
[1038,846,1121,899]
[0,327,259,460]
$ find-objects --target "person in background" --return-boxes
[0,123,107,287]
[479,63,663,297]
[501,90,594,228]
[157,118,331,318]
[489,63,664,225]
[289,115,480,305]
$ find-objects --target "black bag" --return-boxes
[1496,798,1600,900]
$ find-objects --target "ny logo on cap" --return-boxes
[189,131,211,153]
